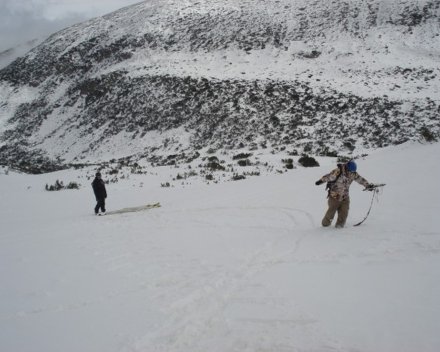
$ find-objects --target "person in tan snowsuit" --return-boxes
[315,161,373,228]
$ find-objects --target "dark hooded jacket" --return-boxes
[92,177,107,199]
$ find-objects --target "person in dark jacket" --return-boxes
[315,160,373,228]
[92,172,107,215]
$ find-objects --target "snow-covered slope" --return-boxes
[0,0,439,172]
[0,141,439,352]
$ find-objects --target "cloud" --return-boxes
[0,0,90,52]
[0,0,142,53]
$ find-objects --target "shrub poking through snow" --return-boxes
[232,174,246,181]
[421,126,437,142]
[237,159,252,167]
[233,153,252,160]
[45,180,80,191]
[282,158,295,169]
[205,161,225,171]
[65,182,80,190]
[298,156,319,167]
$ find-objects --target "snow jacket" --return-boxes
[319,166,370,202]
[92,177,107,200]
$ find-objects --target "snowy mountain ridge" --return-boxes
[0,0,439,173]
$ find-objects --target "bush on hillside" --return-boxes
[282,158,295,170]
[421,126,438,142]
[45,180,80,191]
[205,161,225,171]
[237,159,252,167]
[298,156,320,167]
[233,153,252,160]
[232,174,246,181]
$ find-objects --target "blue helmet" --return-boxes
[346,160,357,172]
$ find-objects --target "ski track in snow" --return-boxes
[115,206,319,351]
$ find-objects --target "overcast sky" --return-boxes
[0,0,142,52]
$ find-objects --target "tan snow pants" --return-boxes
[322,197,350,228]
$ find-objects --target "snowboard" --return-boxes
[98,202,161,216]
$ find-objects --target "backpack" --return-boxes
[325,163,344,198]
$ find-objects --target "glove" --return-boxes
[315,180,323,186]
[366,183,375,191]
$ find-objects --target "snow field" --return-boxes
[0,141,439,352]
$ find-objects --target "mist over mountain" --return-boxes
[0,38,46,70]
[0,0,439,173]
